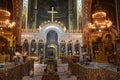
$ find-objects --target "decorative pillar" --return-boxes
[66,42,68,56]
[34,0,38,29]
[82,0,92,25]
[43,43,45,58]
[36,43,38,56]
[58,43,61,61]
[82,0,92,45]
[77,0,82,30]
[22,0,29,29]
[12,0,23,45]
[65,43,67,57]
[29,42,31,55]
[27,0,30,29]
[79,45,83,61]
[43,43,46,62]
[68,0,72,30]
[72,42,73,55]
[73,42,75,54]
[115,0,120,36]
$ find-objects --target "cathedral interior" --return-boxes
[0,0,120,80]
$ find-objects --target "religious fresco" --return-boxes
[37,0,68,28]
[22,39,29,52]
[27,0,80,29]
[30,40,36,56]
[28,0,68,29]
[67,40,73,55]
[38,40,44,56]
[60,40,66,57]
[74,40,80,54]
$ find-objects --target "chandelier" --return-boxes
[88,11,112,31]
[0,9,15,28]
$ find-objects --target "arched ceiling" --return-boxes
[30,0,69,29]
[0,0,117,27]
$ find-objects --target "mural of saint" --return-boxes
[31,40,36,55]
[22,39,29,52]
[38,40,44,56]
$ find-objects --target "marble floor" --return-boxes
[22,63,77,80]
[22,60,119,80]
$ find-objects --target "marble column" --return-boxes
[34,0,38,29]
[72,42,75,54]
[29,42,31,55]
[68,0,72,30]
[77,0,82,30]
[58,43,61,60]
[79,46,83,61]
[66,42,68,56]
[36,43,38,56]
[43,43,46,61]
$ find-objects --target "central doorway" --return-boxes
[46,30,58,60]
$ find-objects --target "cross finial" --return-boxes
[48,7,58,22]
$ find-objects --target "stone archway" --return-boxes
[40,23,65,60]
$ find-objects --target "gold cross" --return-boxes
[48,7,58,22]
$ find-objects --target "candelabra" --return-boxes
[0,9,15,29]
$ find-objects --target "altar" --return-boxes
[21,22,83,60]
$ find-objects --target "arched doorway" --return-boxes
[47,31,58,44]
[46,30,58,60]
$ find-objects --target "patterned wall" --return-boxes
[117,0,120,31]
[82,0,92,25]
[82,0,92,44]
[12,0,23,45]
